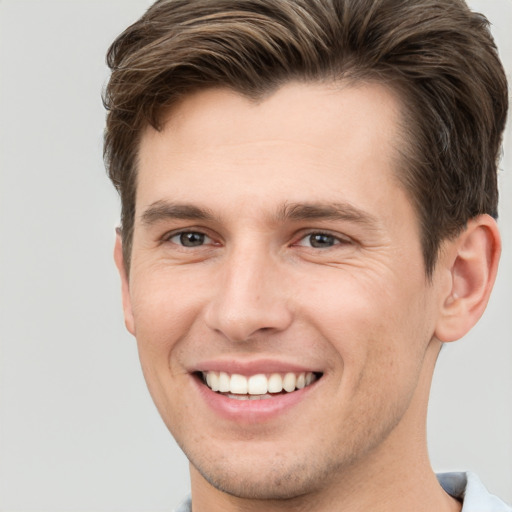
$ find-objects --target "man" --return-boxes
[103,0,510,510]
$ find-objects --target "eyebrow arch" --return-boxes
[277,202,379,227]
[140,200,379,229]
[140,200,214,225]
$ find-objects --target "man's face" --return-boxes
[118,83,448,499]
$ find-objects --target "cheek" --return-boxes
[299,267,432,378]
[128,271,206,431]
[129,269,207,366]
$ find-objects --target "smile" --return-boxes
[201,371,319,400]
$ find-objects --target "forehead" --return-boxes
[136,82,408,221]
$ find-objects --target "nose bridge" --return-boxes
[204,239,292,342]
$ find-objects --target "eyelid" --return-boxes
[159,227,352,248]
[162,228,218,246]
[293,230,353,248]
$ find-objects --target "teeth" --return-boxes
[248,374,267,394]
[206,371,219,392]
[230,374,248,394]
[268,373,283,393]
[202,371,317,395]
[218,372,230,392]
[226,393,274,400]
[283,372,296,392]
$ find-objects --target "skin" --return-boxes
[115,82,500,511]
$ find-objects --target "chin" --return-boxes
[186,443,340,501]
[197,462,323,500]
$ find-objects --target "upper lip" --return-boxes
[192,358,322,376]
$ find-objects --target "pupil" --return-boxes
[310,233,334,248]
[180,232,204,247]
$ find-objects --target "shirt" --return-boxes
[437,472,511,511]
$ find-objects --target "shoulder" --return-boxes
[437,472,512,511]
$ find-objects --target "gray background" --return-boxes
[0,1,510,510]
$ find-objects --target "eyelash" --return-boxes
[164,230,351,250]
[166,230,216,248]
[294,231,351,249]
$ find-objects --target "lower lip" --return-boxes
[193,374,318,424]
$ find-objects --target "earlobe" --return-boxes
[435,215,501,343]
[114,231,136,335]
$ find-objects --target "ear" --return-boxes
[114,230,135,335]
[435,214,501,343]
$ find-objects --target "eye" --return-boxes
[296,232,348,249]
[168,231,213,247]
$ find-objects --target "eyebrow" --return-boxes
[141,200,214,225]
[140,199,379,229]
[277,202,379,228]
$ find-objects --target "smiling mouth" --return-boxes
[200,371,321,400]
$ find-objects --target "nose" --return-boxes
[203,246,293,342]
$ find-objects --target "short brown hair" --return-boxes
[104,0,508,276]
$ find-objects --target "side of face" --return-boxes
[114,82,500,501]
